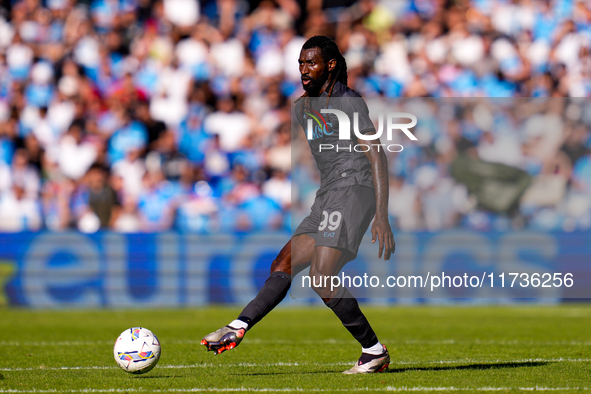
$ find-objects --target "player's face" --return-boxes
[299,47,329,94]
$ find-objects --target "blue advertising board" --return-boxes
[1,231,590,307]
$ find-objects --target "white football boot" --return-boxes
[342,345,390,374]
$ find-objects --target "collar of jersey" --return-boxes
[319,80,346,97]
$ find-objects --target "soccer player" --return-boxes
[202,35,395,374]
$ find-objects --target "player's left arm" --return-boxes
[361,134,395,261]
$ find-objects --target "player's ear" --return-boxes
[328,59,336,72]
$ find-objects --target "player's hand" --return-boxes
[371,216,395,261]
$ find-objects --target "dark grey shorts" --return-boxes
[293,185,376,258]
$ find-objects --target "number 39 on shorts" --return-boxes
[318,211,342,231]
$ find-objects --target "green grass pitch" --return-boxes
[1,305,591,393]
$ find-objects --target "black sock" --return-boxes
[324,287,378,348]
[237,271,292,328]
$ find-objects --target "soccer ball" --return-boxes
[114,327,161,374]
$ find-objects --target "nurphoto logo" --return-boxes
[305,110,418,153]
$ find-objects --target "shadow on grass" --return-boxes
[386,361,549,373]
[237,361,549,376]
[238,370,341,376]
[134,375,181,379]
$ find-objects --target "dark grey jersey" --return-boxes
[295,81,376,195]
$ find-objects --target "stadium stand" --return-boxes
[0,0,590,232]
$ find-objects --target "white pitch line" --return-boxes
[0,341,111,346]
[4,339,591,347]
[1,341,113,347]
[1,358,590,372]
[1,363,349,372]
[0,387,590,393]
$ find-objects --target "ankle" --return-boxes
[362,341,384,355]
[228,319,249,330]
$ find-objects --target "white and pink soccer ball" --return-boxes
[114,327,161,374]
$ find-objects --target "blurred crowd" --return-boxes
[0,0,590,233]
